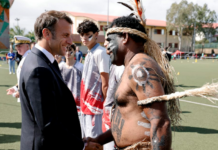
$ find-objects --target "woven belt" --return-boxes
[115,141,151,150]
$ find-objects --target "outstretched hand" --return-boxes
[6,87,15,95]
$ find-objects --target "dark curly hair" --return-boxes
[77,19,99,35]
[108,16,147,44]
[70,43,76,51]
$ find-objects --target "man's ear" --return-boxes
[123,33,129,44]
[42,28,52,40]
[95,32,99,39]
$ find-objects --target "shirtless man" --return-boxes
[85,16,172,150]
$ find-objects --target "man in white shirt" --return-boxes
[77,19,110,139]
[6,36,31,102]
[18,10,101,150]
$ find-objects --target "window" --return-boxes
[100,25,104,31]
[161,29,165,35]
[154,29,161,34]
[157,43,164,48]
[175,43,178,48]
[154,29,164,35]
[169,43,172,47]
[169,30,178,36]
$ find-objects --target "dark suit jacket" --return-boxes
[19,47,84,150]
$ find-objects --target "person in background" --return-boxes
[101,27,125,150]
[59,43,84,133]
[15,51,22,66]
[5,53,8,64]
[77,19,110,139]
[55,55,65,68]
[6,36,31,102]
[7,46,16,74]
[162,46,171,62]
[76,46,83,63]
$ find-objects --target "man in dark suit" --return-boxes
[19,10,102,150]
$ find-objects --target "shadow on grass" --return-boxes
[172,126,218,134]
[0,134,20,144]
[0,102,20,107]
[175,84,198,88]
[181,111,191,113]
[0,85,14,87]
[0,123,21,129]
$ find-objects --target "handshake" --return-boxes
[83,137,103,150]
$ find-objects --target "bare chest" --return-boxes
[114,73,138,107]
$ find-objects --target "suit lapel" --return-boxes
[31,47,65,83]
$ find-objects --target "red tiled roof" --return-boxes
[213,23,218,28]
[65,11,167,27]
[64,11,218,29]
[146,19,166,27]
[201,23,218,29]
[64,11,118,22]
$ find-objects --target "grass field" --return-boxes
[0,59,218,150]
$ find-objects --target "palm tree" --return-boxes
[10,25,26,42]
[25,31,36,43]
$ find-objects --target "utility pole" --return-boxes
[107,0,109,25]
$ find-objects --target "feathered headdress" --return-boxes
[118,0,146,26]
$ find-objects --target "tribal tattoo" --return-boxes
[147,108,161,121]
[129,59,160,93]
[151,125,171,150]
[112,107,125,143]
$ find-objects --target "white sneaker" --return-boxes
[9,72,11,74]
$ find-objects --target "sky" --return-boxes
[10,0,218,32]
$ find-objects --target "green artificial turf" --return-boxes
[171,59,218,150]
[0,62,21,150]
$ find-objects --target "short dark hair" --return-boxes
[34,10,73,41]
[77,19,99,35]
[67,43,76,51]
[165,47,168,50]
[71,43,76,51]
[108,16,147,44]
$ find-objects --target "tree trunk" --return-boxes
[177,28,183,50]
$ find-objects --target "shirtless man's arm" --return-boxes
[128,57,172,150]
